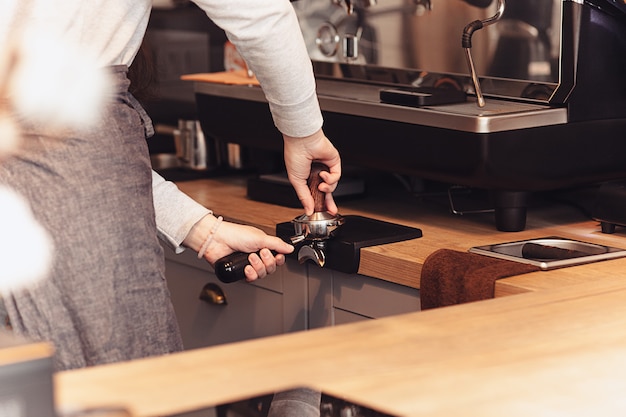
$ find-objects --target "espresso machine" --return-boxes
[291,0,626,231]
[195,0,626,231]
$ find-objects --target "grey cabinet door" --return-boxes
[164,244,420,347]
[308,267,421,328]
[163,246,308,349]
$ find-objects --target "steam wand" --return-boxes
[462,0,505,107]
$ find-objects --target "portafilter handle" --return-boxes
[214,250,275,283]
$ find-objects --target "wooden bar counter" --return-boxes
[55,176,626,416]
[173,176,626,296]
[56,275,626,416]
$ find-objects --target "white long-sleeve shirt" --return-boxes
[2,0,324,252]
[152,170,211,252]
[2,0,322,139]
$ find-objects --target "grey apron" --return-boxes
[0,66,183,371]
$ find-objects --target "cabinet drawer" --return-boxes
[332,308,371,326]
[163,246,307,349]
[165,261,283,349]
[308,267,420,327]
[332,271,421,319]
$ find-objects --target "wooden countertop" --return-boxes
[54,176,626,416]
[174,176,626,296]
[56,274,626,417]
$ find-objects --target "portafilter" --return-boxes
[289,163,344,267]
[214,163,343,282]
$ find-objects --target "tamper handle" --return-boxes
[309,162,329,213]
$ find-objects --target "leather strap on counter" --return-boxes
[420,249,541,310]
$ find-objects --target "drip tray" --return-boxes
[469,237,626,270]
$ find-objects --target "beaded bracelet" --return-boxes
[197,215,223,259]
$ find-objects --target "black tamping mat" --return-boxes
[276,215,422,274]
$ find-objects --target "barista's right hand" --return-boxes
[283,128,341,216]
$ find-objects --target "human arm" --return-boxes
[283,129,341,215]
[192,0,341,215]
[182,213,294,281]
[152,171,293,280]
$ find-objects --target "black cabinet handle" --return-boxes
[199,282,228,305]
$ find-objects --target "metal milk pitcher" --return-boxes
[174,119,209,171]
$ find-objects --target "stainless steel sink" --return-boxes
[469,237,626,270]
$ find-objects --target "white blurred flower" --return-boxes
[8,31,112,130]
[0,3,111,290]
[0,186,53,291]
[0,114,20,159]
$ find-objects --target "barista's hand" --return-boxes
[183,214,294,281]
[283,129,342,216]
